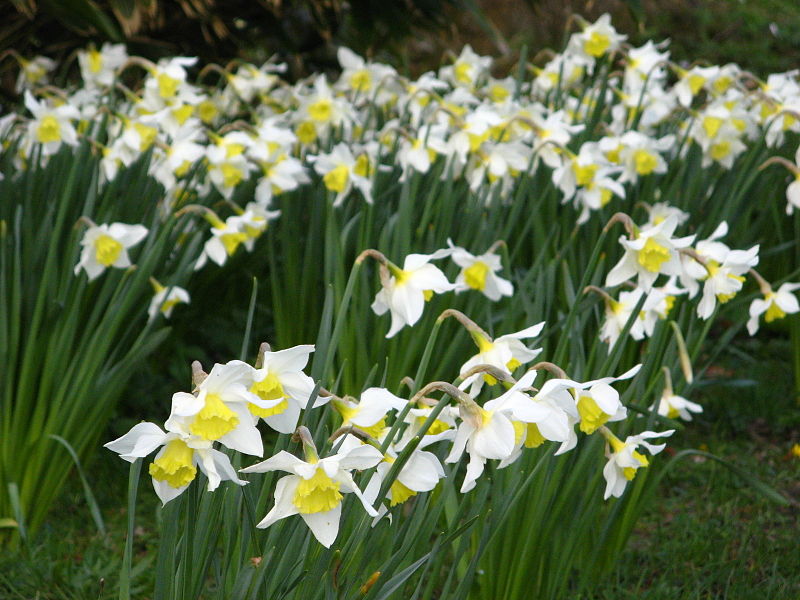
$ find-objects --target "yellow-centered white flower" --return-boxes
[371,249,454,338]
[240,444,382,548]
[166,361,269,456]
[249,345,320,434]
[601,428,673,499]
[74,222,148,281]
[447,239,513,301]
[104,421,245,504]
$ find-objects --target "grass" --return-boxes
[594,434,800,599]
[0,453,159,600]
[2,333,798,599]
[592,328,800,599]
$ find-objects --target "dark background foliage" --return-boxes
[3,0,800,100]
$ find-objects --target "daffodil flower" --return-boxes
[606,215,695,290]
[309,142,375,206]
[482,369,579,465]
[600,427,673,499]
[571,364,641,435]
[445,389,516,493]
[104,422,246,504]
[335,47,397,104]
[332,388,408,439]
[193,209,256,270]
[655,391,702,421]
[78,43,128,89]
[142,56,200,110]
[147,280,190,320]
[696,246,759,320]
[15,55,55,93]
[396,403,458,446]
[447,239,513,301]
[784,147,800,215]
[240,430,382,548]
[747,281,800,334]
[458,322,544,395]
[569,13,626,62]
[249,344,321,434]
[165,361,269,456]
[370,249,454,338]
[673,64,720,107]
[23,91,80,156]
[74,221,148,281]
[361,438,446,522]
[439,45,492,90]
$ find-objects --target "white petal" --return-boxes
[263,400,301,434]
[338,444,383,470]
[104,422,166,462]
[240,450,305,474]
[301,504,342,547]
[257,475,300,528]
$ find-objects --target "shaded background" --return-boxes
[3,0,800,99]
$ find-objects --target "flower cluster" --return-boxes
[107,308,676,546]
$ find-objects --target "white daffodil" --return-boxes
[335,47,397,103]
[240,433,382,548]
[362,438,446,522]
[569,13,626,62]
[206,131,255,199]
[532,53,586,94]
[249,345,320,434]
[23,91,80,156]
[464,139,529,192]
[572,365,641,435]
[249,344,320,433]
[332,388,408,438]
[310,142,374,206]
[439,45,492,90]
[597,285,680,348]
[193,209,258,270]
[74,222,148,281]
[395,124,449,180]
[696,245,759,320]
[483,370,579,464]
[78,43,128,89]
[606,215,695,289]
[643,202,689,228]
[673,65,720,107]
[747,282,800,335]
[600,427,673,499]
[254,150,309,206]
[294,75,353,145]
[531,109,586,168]
[142,56,200,110]
[149,124,206,190]
[447,239,513,300]
[370,249,454,338]
[396,403,459,447]
[226,60,285,103]
[459,322,544,395]
[147,280,190,320]
[616,131,673,184]
[15,55,56,92]
[623,41,670,97]
[104,422,246,504]
[445,388,518,492]
[165,360,268,456]
[655,391,703,421]
[553,142,625,224]
[785,147,800,215]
